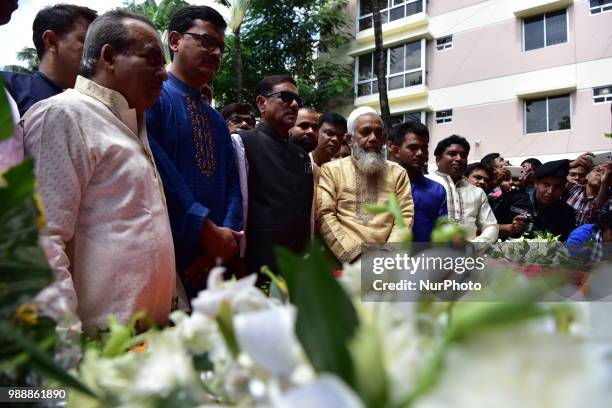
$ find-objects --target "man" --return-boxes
[236,75,313,278]
[311,112,346,175]
[519,158,542,192]
[23,10,173,333]
[567,162,612,226]
[288,106,319,153]
[146,5,242,298]
[2,4,97,116]
[567,165,588,186]
[222,102,256,134]
[427,135,498,242]
[317,107,414,264]
[388,121,447,242]
[481,152,508,197]
[567,207,612,264]
[529,159,576,240]
[466,162,529,239]
[333,137,351,160]
[465,162,494,192]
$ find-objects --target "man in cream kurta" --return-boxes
[23,11,175,333]
[427,135,498,242]
[317,107,414,264]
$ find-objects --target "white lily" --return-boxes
[269,374,365,408]
[191,267,273,318]
[233,305,302,377]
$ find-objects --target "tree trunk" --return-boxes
[371,1,391,133]
[234,27,244,103]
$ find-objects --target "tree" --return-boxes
[213,0,354,112]
[3,47,39,74]
[371,0,391,132]
[216,0,252,103]
[124,0,188,61]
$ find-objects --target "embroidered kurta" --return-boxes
[427,171,498,242]
[146,74,242,291]
[317,157,414,264]
[23,76,175,333]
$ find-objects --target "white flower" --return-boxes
[170,310,228,358]
[128,333,204,404]
[413,325,589,408]
[270,375,365,408]
[191,267,273,318]
[233,305,302,377]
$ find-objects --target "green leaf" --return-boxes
[276,241,359,389]
[0,77,14,141]
[0,321,97,398]
[364,204,388,214]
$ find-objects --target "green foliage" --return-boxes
[213,0,354,111]
[0,160,95,397]
[123,0,187,31]
[276,241,358,389]
[17,47,40,72]
[0,78,13,141]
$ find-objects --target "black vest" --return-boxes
[240,123,313,274]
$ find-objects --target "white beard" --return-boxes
[352,143,385,177]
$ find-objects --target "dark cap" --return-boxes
[534,159,570,180]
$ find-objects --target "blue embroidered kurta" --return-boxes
[146,74,242,286]
[411,174,448,242]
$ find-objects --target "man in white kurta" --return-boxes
[427,135,498,242]
[23,11,175,333]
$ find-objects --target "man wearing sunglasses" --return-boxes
[146,6,243,299]
[233,75,313,282]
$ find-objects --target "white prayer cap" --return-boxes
[347,106,380,134]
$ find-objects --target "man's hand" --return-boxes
[201,219,243,263]
[570,152,594,169]
[184,253,216,288]
[601,163,612,188]
[510,214,528,236]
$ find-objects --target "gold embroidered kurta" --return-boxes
[317,157,414,263]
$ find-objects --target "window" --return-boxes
[524,94,571,133]
[358,0,424,32]
[523,9,567,51]
[390,111,427,126]
[590,0,612,14]
[355,39,425,97]
[436,35,453,51]
[593,85,612,103]
[435,109,453,124]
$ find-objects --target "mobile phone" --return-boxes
[507,166,524,178]
[592,151,612,166]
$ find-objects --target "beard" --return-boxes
[352,143,385,176]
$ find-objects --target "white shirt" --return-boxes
[24,76,176,333]
[427,171,498,243]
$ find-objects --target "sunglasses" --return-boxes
[264,91,304,108]
[180,32,227,54]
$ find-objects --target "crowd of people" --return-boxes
[0,4,610,333]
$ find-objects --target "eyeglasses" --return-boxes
[227,115,256,127]
[180,32,227,54]
[264,91,304,108]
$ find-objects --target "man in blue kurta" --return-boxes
[146,5,242,298]
[388,121,448,242]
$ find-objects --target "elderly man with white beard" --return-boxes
[316,107,414,264]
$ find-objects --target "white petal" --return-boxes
[234,306,300,377]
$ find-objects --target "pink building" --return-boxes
[347,0,612,164]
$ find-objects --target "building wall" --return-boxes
[346,0,612,164]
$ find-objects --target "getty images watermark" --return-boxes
[359,242,612,302]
